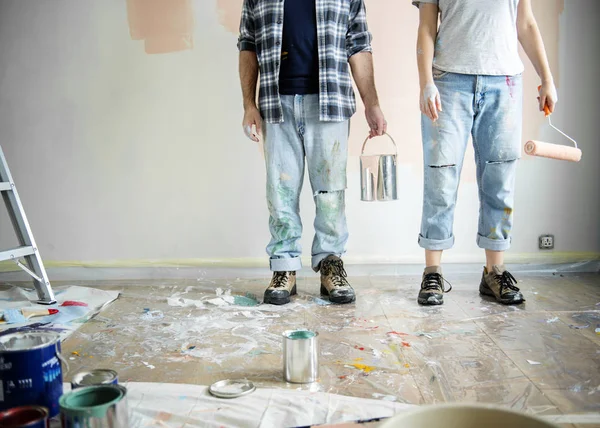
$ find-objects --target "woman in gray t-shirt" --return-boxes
[412,0,557,306]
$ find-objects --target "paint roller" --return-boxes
[524,86,581,162]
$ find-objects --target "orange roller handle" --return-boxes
[538,85,551,117]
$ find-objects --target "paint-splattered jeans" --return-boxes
[419,71,523,251]
[264,94,349,272]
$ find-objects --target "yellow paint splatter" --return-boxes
[353,357,364,362]
[350,363,376,373]
[404,363,410,368]
[504,207,513,216]
[72,351,80,356]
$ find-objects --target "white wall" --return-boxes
[0,0,598,267]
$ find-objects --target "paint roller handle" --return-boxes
[537,85,552,117]
[537,86,578,149]
[361,132,398,156]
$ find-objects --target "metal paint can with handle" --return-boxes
[283,329,319,384]
[60,384,128,428]
[0,405,49,428]
[71,369,118,389]
[360,133,398,202]
[0,331,63,418]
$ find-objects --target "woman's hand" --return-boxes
[538,81,558,115]
[420,83,442,122]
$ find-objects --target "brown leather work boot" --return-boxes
[319,255,355,304]
[264,271,297,305]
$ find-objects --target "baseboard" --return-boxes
[0,252,598,272]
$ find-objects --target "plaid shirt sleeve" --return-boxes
[346,0,373,59]
[237,0,256,52]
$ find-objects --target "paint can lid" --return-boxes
[208,379,255,399]
[72,369,118,387]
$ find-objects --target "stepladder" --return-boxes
[0,145,56,304]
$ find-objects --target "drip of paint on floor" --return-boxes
[61,301,88,307]
[349,364,375,373]
[233,294,259,307]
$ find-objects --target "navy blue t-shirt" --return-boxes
[279,0,320,95]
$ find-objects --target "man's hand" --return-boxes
[366,105,387,139]
[242,106,263,142]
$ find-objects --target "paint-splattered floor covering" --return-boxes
[5,271,600,427]
[0,285,119,339]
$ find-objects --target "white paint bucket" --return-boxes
[360,133,398,202]
[379,404,559,428]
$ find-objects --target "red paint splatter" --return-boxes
[506,76,516,99]
[339,375,347,380]
[387,331,409,336]
[61,301,88,307]
[48,309,59,315]
[401,341,411,348]
[354,346,366,351]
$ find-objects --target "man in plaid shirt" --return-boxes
[238,0,386,305]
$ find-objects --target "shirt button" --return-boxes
[276,41,281,46]
[277,20,282,24]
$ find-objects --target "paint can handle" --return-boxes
[56,343,70,374]
[361,133,398,156]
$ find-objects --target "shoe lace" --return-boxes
[323,259,349,288]
[422,273,452,293]
[272,272,289,288]
[494,271,520,294]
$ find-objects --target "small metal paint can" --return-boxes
[283,329,319,384]
[59,385,128,428]
[0,331,63,418]
[71,369,118,389]
[0,406,49,428]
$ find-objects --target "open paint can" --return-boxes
[379,404,560,428]
[0,405,49,428]
[283,330,319,384]
[59,385,128,427]
[0,331,63,418]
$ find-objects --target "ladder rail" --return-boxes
[0,146,56,304]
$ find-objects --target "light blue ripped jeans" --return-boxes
[419,70,523,252]
[264,94,349,272]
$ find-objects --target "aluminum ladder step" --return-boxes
[0,182,11,191]
[0,246,36,262]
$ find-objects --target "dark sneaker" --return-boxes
[418,266,452,305]
[319,255,355,304]
[479,265,524,305]
[264,271,297,305]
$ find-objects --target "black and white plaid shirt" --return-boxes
[238,0,372,123]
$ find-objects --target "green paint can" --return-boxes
[59,385,128,427]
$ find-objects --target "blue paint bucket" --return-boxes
[0,331,63,418]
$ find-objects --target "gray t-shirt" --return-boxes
[413,0,524,76]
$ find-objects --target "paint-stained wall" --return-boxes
[0,0,598,266]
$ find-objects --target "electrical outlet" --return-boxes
[539,235,554,250]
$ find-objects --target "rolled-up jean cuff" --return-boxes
[477,234,512,251]
[418,234,455,251]
[270,257,302,272]
[311,253,343,273]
